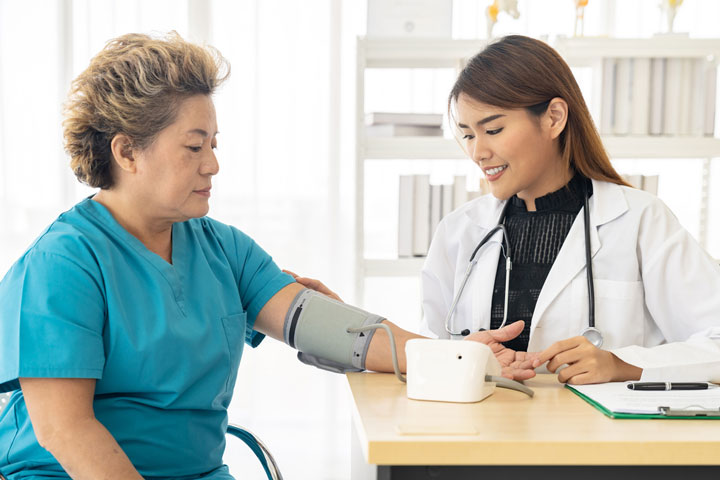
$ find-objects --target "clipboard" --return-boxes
[566,384,720,419]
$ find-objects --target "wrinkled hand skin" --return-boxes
[465,321,539,381]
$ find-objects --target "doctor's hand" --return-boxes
[532,336,642,385]
[464,320,538,381]
[282,270,344,303]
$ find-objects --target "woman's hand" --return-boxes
[283,269,343,302]
[464,320,538,381]
[532,336,642,384]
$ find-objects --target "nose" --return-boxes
[202,150,219,176]
[470,137,491,166]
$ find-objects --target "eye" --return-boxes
[462,134,474,140]
[486,128,503,135]
[187,146,202,153]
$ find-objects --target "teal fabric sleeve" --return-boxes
[205,219,294,347]
[0,250,106,392]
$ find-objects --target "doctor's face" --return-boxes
[455,93,570,208]
[131,94,219,222]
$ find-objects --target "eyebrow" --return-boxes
[185,128,219,137]
[457,114,506,128]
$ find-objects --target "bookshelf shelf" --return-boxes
[362,38,486,68]
[362,258,426,277]
[554,36,720,62]
[364,136,720,160]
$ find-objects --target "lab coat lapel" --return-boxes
[465,197,506,332]
[529,180,627,339]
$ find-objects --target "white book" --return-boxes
[649,58,666,136]
[452,175,467,210]
[622,173,643,189]
[663,58,683,136]
[630,58,651,136]
[690,59,707,137]
[441,183,453,219]
[412,175,431,257]
[600,58,616,135]
[679,58,693,136]
[613,58,632,136]
[366,124,443,137]
[365,111,444,127]
[705,64,717,136]
[642,175,659,195]
[429,184,442,244]
[398,175,415,258]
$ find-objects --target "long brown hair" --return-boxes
[449,35,630,187]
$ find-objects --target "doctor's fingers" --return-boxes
[556,362,593,384]
[547,344,599,373]
[533,336,587,368]
[286,274,344,302]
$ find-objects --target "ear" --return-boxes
[110,133,138,174]
[546,97,568,140]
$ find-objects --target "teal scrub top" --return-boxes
[0,198,295,479]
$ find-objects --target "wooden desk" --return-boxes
[347,373,720,480]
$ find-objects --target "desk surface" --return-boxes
[347,373,720,466]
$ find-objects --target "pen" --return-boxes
[627,382,709,391]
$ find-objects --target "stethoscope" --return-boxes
[444,185,603,348]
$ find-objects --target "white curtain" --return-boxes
[0,1,357,478]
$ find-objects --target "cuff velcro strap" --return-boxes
[283,288,384,371]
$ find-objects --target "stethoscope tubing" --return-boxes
[444,186,600,346]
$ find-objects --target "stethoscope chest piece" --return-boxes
[581,326,603,348]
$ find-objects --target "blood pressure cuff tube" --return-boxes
[283,288,385,374]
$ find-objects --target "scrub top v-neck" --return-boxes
[0,197,294,479]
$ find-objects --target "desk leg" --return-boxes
[351,421,379,480]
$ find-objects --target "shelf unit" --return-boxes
[355,36,720,301]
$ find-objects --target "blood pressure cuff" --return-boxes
[283,289,385,373]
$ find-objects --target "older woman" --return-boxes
[0,33,533,479]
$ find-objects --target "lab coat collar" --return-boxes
[529,179,629,341]
[463,178,627,229]
[464,194,505,228]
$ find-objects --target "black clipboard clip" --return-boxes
[658,406,720,417]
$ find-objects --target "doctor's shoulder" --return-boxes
[436,193,500,233]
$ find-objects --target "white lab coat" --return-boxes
[421,179,720,381]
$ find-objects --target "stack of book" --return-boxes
[366,112,444,137]
[398,175,487,257]
[600,57,716,137]
[621,173,660,195]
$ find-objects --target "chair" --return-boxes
[0,392,282,480]
[227,424,283,480]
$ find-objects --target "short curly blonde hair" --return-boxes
[63,32,229,189]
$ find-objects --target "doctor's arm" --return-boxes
[19,377,143,480]
[534,200,720,385]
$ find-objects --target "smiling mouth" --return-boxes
[484,165,508,176]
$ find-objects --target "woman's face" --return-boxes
[132,94,219,223]
[455,92,570,207]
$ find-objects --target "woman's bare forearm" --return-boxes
[364,320,424,373]
[41,417,142,480]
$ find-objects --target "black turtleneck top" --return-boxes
[489,174,593,351]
